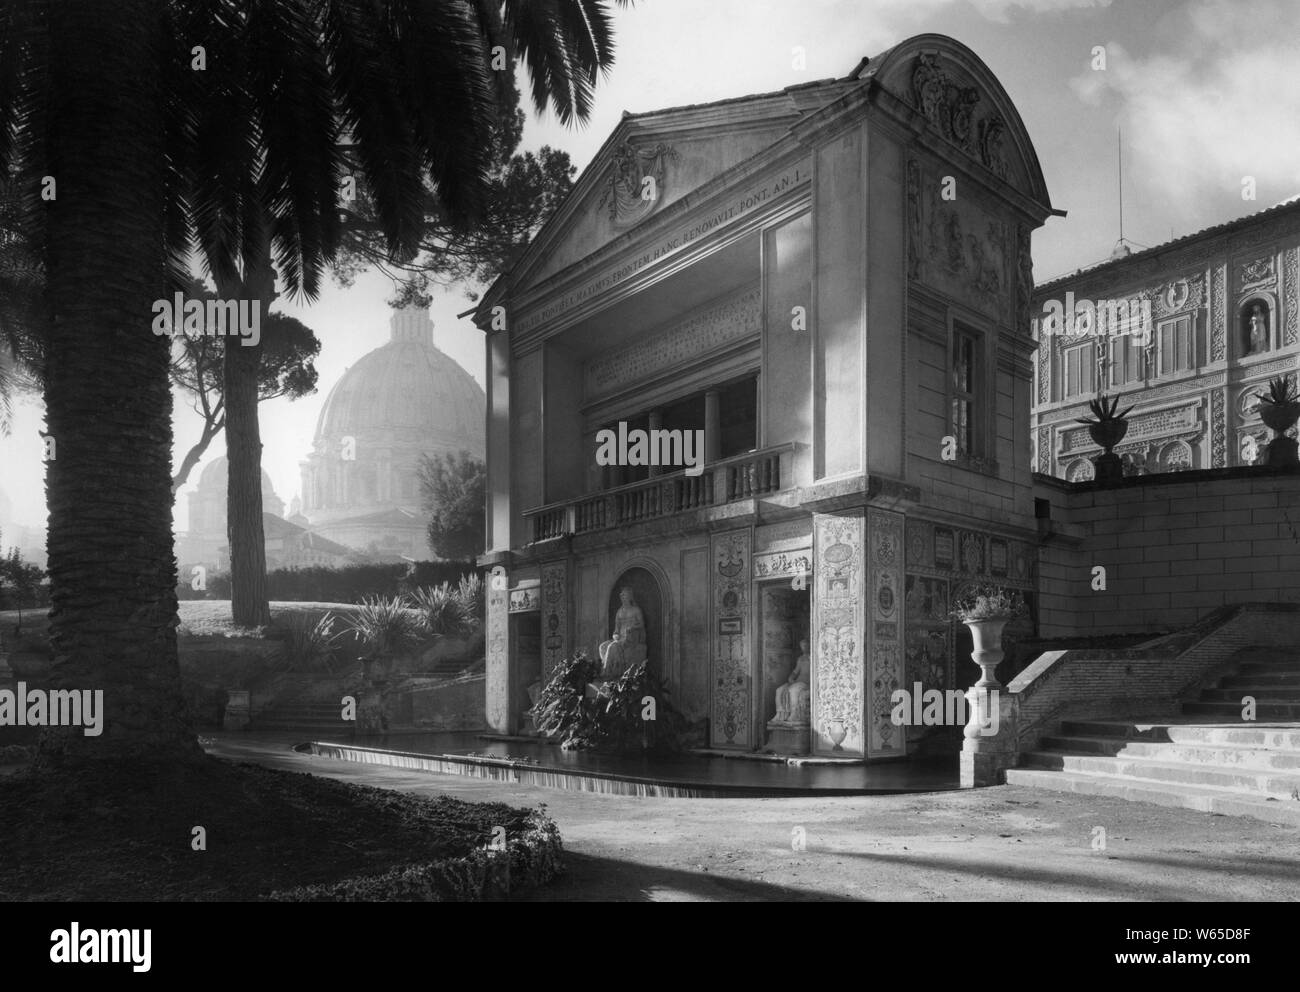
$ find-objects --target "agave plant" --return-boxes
[1076,393,1134,426]
[339,596,425,659]
[1254,375,1298,407]
[1253,377,1300,463]
[406,582,476,640]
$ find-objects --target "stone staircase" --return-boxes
[1004,647,1300,825]
[248,700,355,736]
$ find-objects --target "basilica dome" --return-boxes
[315,316,484,448]
[300,307,485,556]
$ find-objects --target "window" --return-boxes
[1158,316,1194,375]
[950,326,982,455]
[1063,342,1095,398]
[1110,335,1144,386]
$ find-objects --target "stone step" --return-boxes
[1003,767,1300,827]
[1221,672,1300,688]
[1199,687,1300,702]
[1235,660,1300,675]
[1021,751,1300,798]
[1058,720,1300,748]
[1039,735,1300,769]
[1183,700,1300,719]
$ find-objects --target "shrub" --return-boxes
[279,611,345,673]
[950,584,1028,622]
[407,583,477,640]
[533,652,686,753]
[339,596,424,657]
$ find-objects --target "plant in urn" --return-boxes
[1077,394,1133,484]
[1253,376,1300,467]
[951,585,1027,740]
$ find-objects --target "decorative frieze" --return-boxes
[753,550,811,580]
[585,284,761,398]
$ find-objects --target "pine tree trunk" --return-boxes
[220,258,273,628]
[40,0,199,764]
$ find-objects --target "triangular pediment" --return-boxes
[506,82,853,295]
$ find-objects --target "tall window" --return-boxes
[951,326,981,455]
[1110,335,1144,386]
[1063,341,1095,398]
[1158,316,1194,375]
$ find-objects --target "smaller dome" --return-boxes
[197,455,277,497]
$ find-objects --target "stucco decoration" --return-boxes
[1066,458,1094,482]
[923,170,1010,319]
[1286,248,1299,347]
[710,529,751,748]
[1212,389,1226,467]
[812,514,864,755]
[598,142,678,227]
[1240,254,1277,290]
[1211,264,1227,363]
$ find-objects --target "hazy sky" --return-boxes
[3,0,1297,531]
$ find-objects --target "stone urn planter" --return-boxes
[1255,377,1300,466]
[951,585,1026,788]
[1078,394,1133,484]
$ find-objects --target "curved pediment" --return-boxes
[869,34,1052,213]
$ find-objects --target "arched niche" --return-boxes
[1238,293,1277,358]
[607,566,666,681]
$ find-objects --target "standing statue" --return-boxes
[597,587,647,680]
[1248,304,1269,354]
[772,638,811,725]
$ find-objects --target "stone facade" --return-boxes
[1031,200,1300,480]
[474,34,1056,759]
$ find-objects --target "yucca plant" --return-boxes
[456,574,485,625]
[281,610,345,673]
[339,596,424,659]
[406,583,476,640]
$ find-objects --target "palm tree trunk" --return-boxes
[220,258,274,627]
[40,0,198,764]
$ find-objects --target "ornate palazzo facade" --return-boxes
[1031,199,1300,481]
[474,34,1056,759]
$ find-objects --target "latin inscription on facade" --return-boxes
[584,285,761,398]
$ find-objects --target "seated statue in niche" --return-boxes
[771,638,811,726]
[597,587,647,681]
